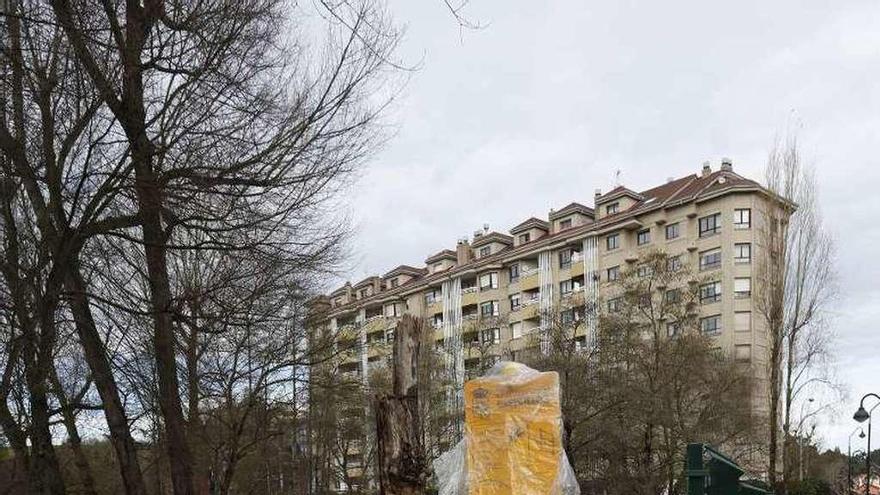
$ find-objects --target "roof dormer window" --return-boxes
[606,202,619,215]
[559,218,572,230]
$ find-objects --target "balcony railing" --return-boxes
[461,286,478,294]
[571,251,584,262]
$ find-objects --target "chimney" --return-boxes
[456,239,471,266]
[594,188,602,199]
[701,161,712,177]
[720,157,733,172]
[666,177,674,183]
[483,223,490,234]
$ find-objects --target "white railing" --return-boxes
[461,286,478,294]
[571,251,584,262]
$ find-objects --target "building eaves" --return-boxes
[549,202,595,220]
[471,231,514,248]
[509,217,549,235]
[425,249,457,264]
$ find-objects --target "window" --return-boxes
[384,304,399,317]
[666,222,680,240]
[510,322,523,339]
[734,278,751,299]
[559,218,573,230]
[700,281,722,304]
[667,255,682,272]
[637,229,651,245]
[479,272,499,291]
[735,344,751,362]
[480,301,499,317]
[518,232,531,244]
[560,279,575,295]
[605,266,620,282]
[389,278,399,288]
[433,263,443,273]
[735,312,751,333]
[479,245,491,257]
[606,233,620,250]
[559,249,573,269]
[509,293,521,311]
[359,288,371,299]
[637,264,653,278]
[666,289,681,304]
[606,202,619,215]
[700,248,722,271]
[699,213,721,237]
[509,263,520,282]
[734,208,751,229]
[606,265,620,281]
[701,315,722,334]
[481,328,500,345]
[464,331,479,344]
[561,309,581,325]
[667,321,682,337]
[734,243,751,263]
[432,314,443,328]
[607,297,621,313]
[425,289,439,304]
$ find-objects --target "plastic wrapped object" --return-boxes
[434,361,580,495]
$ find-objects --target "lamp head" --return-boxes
[854,406,870,423]
[860,430,866,439]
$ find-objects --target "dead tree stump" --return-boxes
[376,315,427,495]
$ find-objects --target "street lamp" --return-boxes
[850,427,866,495]
[853,393,880,495]
[798,398,816,481]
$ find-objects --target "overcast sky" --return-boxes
[338,0,880,452]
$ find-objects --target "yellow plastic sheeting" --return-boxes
[463,362,563,495]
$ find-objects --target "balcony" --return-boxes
[426,300,443,315]
[362,316,386,334]
[461,288,479,306]
[562,290,585,307]
[519,270,539,291]
[570,254,585,277]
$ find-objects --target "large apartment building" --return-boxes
[309,159,773,397]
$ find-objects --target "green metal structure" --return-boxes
[686,443,773,495]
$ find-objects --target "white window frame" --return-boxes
[734,278,751,299]
[734,243,752,264]
[734,208,751,229]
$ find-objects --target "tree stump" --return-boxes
[376,315,427,495]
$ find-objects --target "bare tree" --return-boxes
[756,135,838,491]
[524,250,759,495]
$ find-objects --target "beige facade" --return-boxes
[311,161,773,398]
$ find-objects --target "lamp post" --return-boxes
[798,397,816,481]
[850,427,866,495]
[853,393,880,495]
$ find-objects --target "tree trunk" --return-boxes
[49,368,99,495]
[376,315,426,495]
